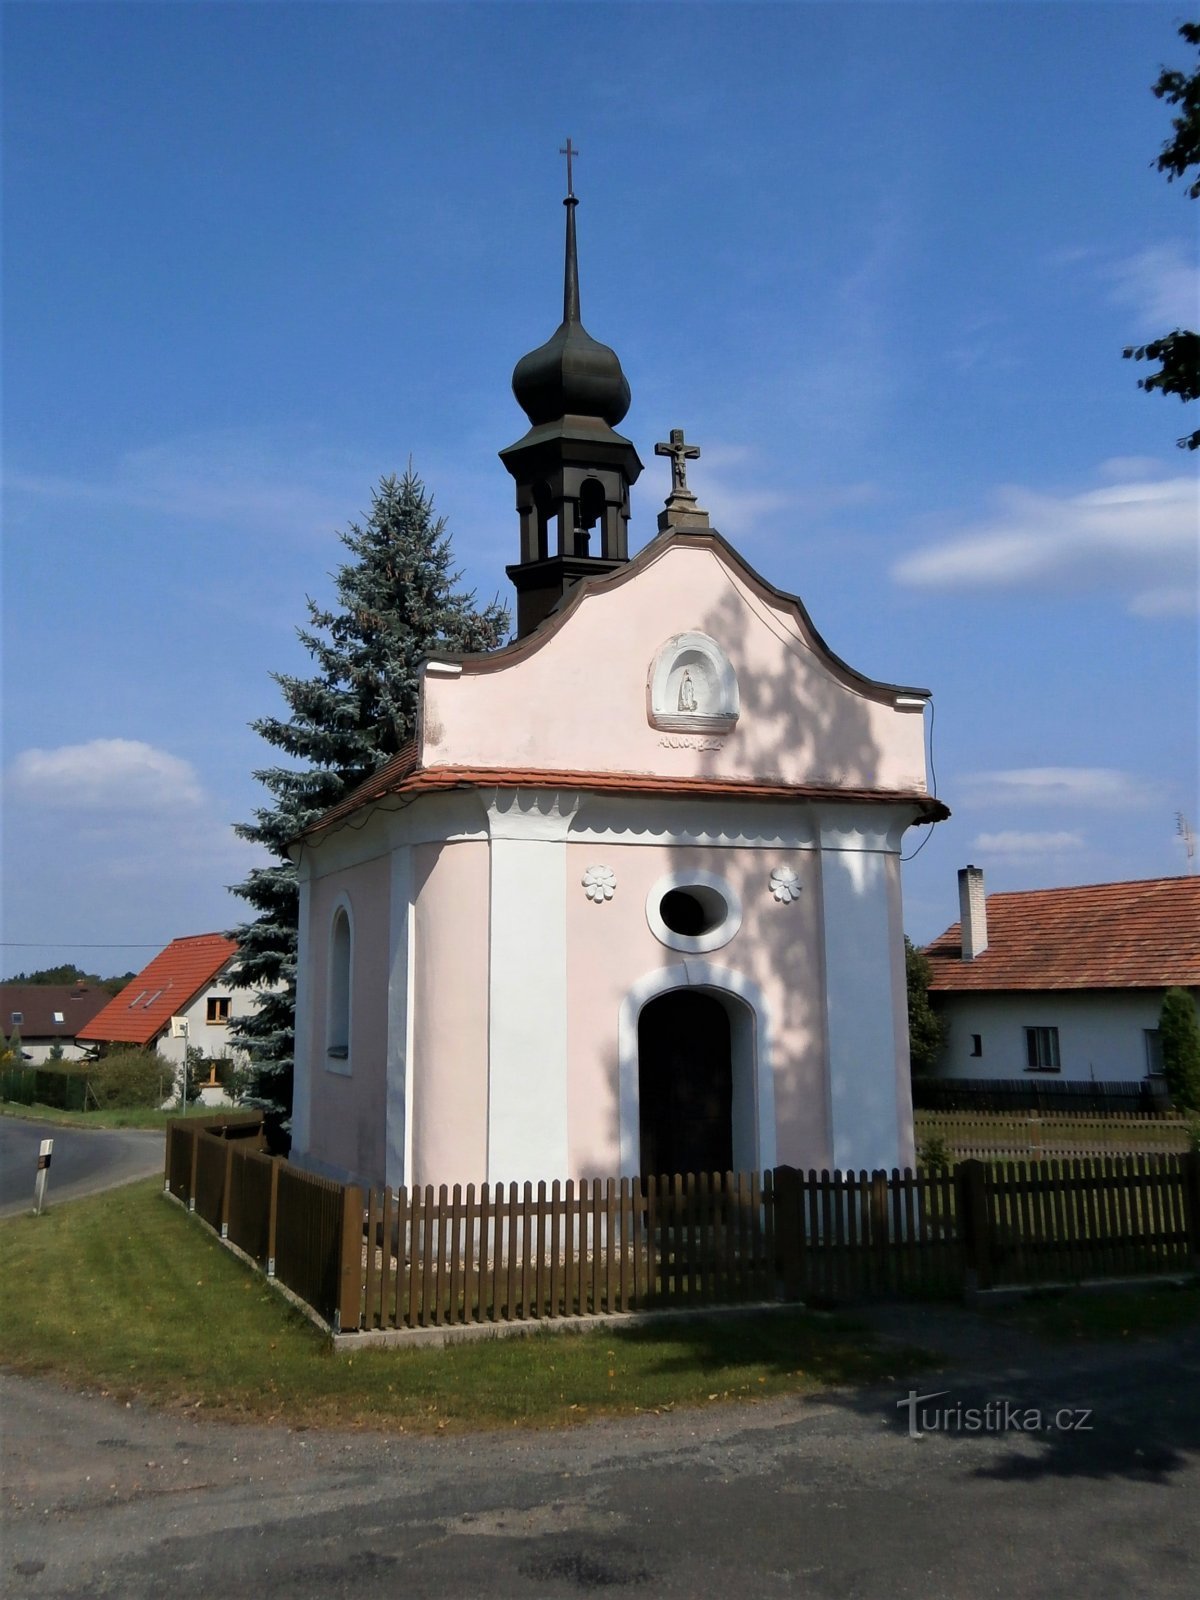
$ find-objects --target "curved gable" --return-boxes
[420,532,931,796]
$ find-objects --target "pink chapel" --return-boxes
[287,173,947,1193]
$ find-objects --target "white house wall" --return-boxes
[934,990,1169,1082]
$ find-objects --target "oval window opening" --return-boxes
[659,886,726,938]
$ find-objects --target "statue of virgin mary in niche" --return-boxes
[677,669,697,712]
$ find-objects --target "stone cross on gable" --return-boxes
[654,428,710,533]
[655,429,700,496]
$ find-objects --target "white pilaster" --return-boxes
[385,845,414,1190]
[817,807,906,1174]
[484,790,576,1184]
[290,855,314,1157]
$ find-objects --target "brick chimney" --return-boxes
[958,865,988,960]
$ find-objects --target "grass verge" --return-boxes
[0,1178,932,1434]
[0,1102,216,1130]
[997,1282,1200,1344]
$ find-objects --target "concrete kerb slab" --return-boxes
[965,1273,1197,1309]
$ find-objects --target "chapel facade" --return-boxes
[287,169,945,1192]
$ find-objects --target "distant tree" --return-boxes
[1124,21,1200,450]
[1159,987,1200,1111]
[905,936,947,1077]
[228,469,509,1141]
[4,964,135,996]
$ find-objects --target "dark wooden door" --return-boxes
[638,990,733,1179]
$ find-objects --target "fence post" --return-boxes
[1181,1150,1200,1276]
[188,1126,200,1212]
[870,1170,890,1294]
[335,1183,364,1334]
[955,1158,992,1300]
[266,1157,280,1278]
[164,1123,173,1193]
[772,1166,802,1302]
[220,1140,234,1239]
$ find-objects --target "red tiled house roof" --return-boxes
[924,877,1200,993]
[77,934,238,1047]
[1,983,112,1043]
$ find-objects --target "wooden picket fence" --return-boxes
[164,1119,1200,1335]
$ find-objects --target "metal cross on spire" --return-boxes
[560,137,578,198]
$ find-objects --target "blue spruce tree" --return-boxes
[229,469,509,1141]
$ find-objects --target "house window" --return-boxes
[52,1011,65,1024]
[969,1034,982,1057]
[10,1011,22,1026]
[1144,1029,1164,1077]
[206,996,231,1025]
[326,902,352,1071]
[1025,1026,1061,1072]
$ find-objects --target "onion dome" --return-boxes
[511,195,631,428]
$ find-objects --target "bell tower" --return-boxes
[501,142,643,637]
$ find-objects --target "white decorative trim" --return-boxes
[324,892,354,1076]
[768,866,801,903]
[569,793,817,850]
[582,864,616,902]
[385,847,413,1190]
[645,869,742,954]
[290,859,313,1156]
[617,964,776,1178]
[648,631,740,733]
[482,787,582,842]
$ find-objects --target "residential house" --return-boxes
[77,934,254,1101]
[0,983,112,1063]
[923,868,1200,1084]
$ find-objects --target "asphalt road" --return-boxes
[0,1115,164,1216]
[2,1305,1197,1599]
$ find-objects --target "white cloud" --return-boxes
[891,471,1199,616]
[4,431,371,543]
[957,767,1163,811]
[971,830,1084,856]
[7,740,204,811]
[1109,244,1200,331]
[1097,456,1165,482]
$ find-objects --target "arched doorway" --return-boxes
[638,990,733,1178]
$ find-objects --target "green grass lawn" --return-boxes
[0,1102,216,1130]
[0,1178,930,1433]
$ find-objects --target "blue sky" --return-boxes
[3,0,1197,975]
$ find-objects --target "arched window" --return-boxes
[576,477,606,557]
[532,481,553,562]
[326,902,352,1072]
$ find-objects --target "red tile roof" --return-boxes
[1,983,112,1042]
[77,934,238,1047]
[924,877,1200,992]
[300,745,947,842]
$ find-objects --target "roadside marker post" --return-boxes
[33,1138,53,1215]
